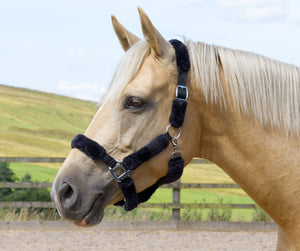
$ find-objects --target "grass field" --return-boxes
[0,84,97,157]
[7,161,264,221]
[9,162,59,182]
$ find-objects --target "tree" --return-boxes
[0,162,16,199]
[0,163,51,202]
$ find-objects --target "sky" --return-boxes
[1,0,300,102]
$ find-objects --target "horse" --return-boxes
[51,8,300,251]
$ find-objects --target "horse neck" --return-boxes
[191,67,300,230]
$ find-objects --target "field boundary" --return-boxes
[0,157,263,221]
[0,221,277,232]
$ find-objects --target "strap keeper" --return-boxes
[176,85,188,101]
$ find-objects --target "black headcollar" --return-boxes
[71,39,190,211]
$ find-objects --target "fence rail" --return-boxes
[0,181,256,220]
[0,157,65,163]
[0,157,210,164]
[0,182,52,188]
[0,182,239,189]
[0,202,55,209]
[0,157,256,220]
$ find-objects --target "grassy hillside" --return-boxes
[0,84,240,189]
[0,84,97,157]
[0,84,247,187]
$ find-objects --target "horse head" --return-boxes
[51,8,200,226]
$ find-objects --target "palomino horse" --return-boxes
[51,8,300,251]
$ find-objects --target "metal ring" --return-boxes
[166,124,181,140]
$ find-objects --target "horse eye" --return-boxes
[126,97,145,109]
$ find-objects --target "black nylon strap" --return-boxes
[117,177,139,211]
[168,39,190,128]
[72,133,172,172]
[123,133,172,171]
[136,156,184,204]
[169,39,191,77]
[169,100,187,128]
[169,39,190,86]
[71,134,117,167]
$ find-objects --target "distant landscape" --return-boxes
[0,84,262,221]
[0,84,232,179]
[0,83,240,187]
[0,84,98,157]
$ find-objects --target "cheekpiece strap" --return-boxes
[168,39,190,128]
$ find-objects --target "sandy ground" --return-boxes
[0,229,277,251]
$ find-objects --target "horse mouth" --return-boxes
[74,195,105,227]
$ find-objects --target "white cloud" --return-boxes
[236,6,287,21]
[57,81,106,101]
[214,0,289,22]
[176,0,204,6]
[215,0,287,7]
[75,50,87,58]
[286,0,300,24]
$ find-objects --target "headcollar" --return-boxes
[71,39,190,211]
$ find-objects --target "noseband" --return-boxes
[71,39,190,211]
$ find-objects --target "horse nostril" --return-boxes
[58,182,78,210]
[64,183,73,200]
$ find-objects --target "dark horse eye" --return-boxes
[126,97,145,109]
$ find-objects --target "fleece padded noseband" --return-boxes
[71,39,190,211]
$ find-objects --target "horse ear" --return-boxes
[138,7,172,58]
[111,15,140,51]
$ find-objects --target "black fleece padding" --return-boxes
[115,157,184,206]
[169,39,190,74]
[123,133,172,171]
[71,134,117,168]
[118,177,139,211]
[134,156,184,204]
[169,99,187,128]
[136,182,159,203]
[158,157,184,186]
[113,200,125,207]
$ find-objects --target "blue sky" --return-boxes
[1,0,300,101]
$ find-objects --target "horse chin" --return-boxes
[74,211,104,227]
[74,196,105,227]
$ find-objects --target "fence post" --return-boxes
[172,179,181,221]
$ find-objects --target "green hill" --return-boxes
[0,84,98,157]
[0,84,239,189]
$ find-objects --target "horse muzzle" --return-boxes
[50,150,119,226]
[51,176,106,226]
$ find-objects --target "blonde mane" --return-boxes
[187,40,300,136]
[102,39,300,136]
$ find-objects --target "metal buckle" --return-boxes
[109,161,130,183]
[176,85,188,101]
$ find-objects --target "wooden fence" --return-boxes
[0,157,257,221]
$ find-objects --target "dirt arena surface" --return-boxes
[0,229,277,251]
